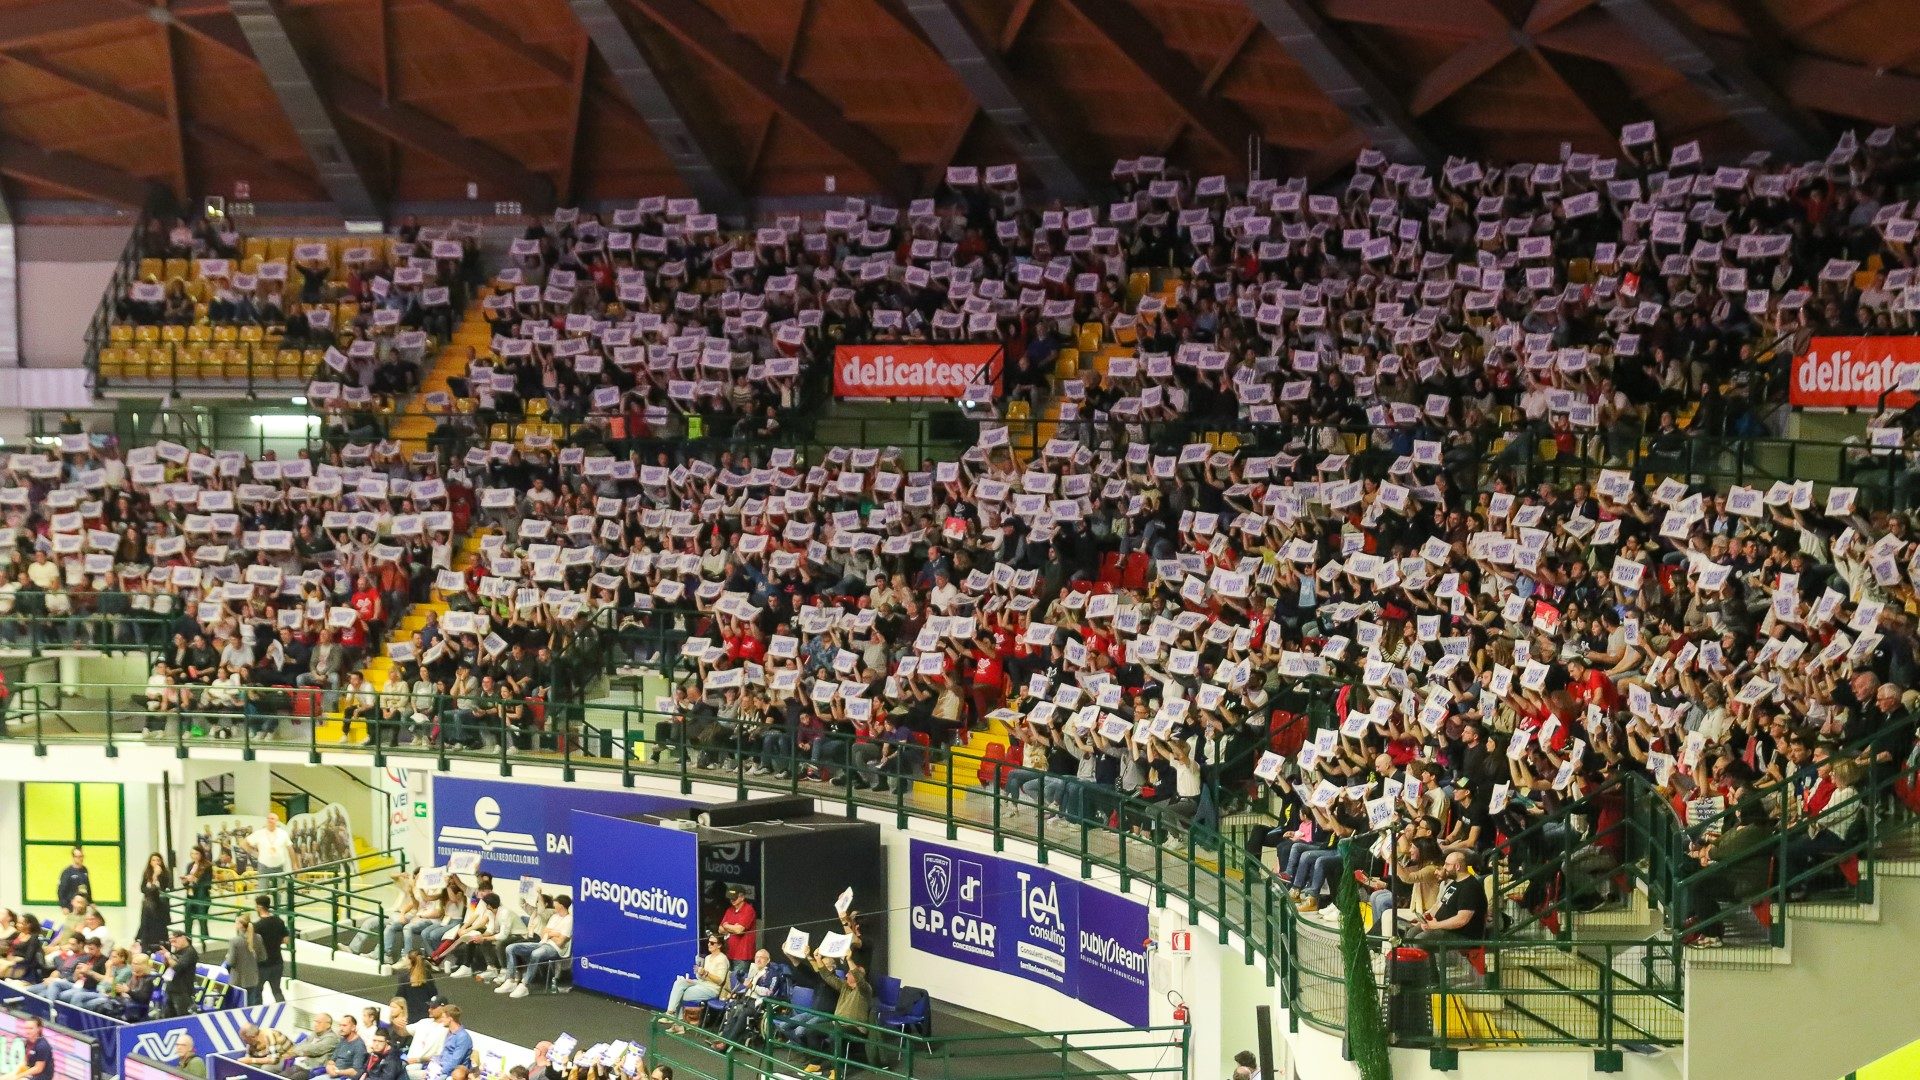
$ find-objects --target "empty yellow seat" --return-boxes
[244,237,269,262]
[239,324,264,343]
[161,324,187,343]
[1005,399,1031,421]
[134,324,160,344]
[187,324,213,344]
[163,258,189,281]
[109,324,133,344]
[1077,323,1102,354]
[1127,270,1150,303]
[211,324,238,343]
[1053,348,1079,380]
[97,347,125,379]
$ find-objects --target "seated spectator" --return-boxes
[497,895,571,998]
[280,1014,340,1079]
[660,936,730,1031]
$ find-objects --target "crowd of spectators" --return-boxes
[110,216,482,395]
[0,433,468,742]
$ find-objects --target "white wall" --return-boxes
[0,765,166,947]
[14,225,128,369]
[1684,875,1920,1080]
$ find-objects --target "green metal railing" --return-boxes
[11,678,1681,1065]
[642,1006,1188,1080]
[159,844,407,978]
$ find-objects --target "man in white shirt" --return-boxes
[401,999,447,1080]
[246,813,294,877]
[497,896,571,998]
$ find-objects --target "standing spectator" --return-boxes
[717,887,757,975]
[181,846,212,942]
[245,813,294,880]
[136,853,171,952]
[228,914,263,1006]
[162,929,199,1018]
[54,848,89,913]
[255,894,289,1003]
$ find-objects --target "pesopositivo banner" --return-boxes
[569,811,702,1009]
[907,838,1149,1026]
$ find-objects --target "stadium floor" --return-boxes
[289,959,1110,1079]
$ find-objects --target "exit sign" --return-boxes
[413,801,427,819]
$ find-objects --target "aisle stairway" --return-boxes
[308,293,492,743]
[387,297,495,455]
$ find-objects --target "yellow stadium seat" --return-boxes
[187,324,213,344]
[109,324,133,344]
[337,301,360,323]
[134,324,160,344]
[138,258,163,281]
[1126,270,1151,303]
[1053,349,1079,380]
[164,258,189,282]
[526,398,549,418]
[160,324,186,343]
[97,347,125,380]
[1077,323,1102,354]
[302,348,326,372]
[144,349,173,383]
[1567,258,1592,285]
[267,238,292,261]
[225,350,252,380]
[239,324,264,343]
[1005,399,1031,422]
[244,238,269,262]
[211,324,237,344]
[1114,322,1138,347]
[241,256,262,276]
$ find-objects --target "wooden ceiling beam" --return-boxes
[0,137,157,206]
[622,0,914,196]
[1053,0,1265,162]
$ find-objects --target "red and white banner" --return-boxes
[833,344,998,399]
[1791,336,1920,409]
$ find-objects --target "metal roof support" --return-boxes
[226,0,383,223]
[1239,0,1440,163]
[568,0,746,217]
[900,0,1093,199]
[1595,0,1824,159]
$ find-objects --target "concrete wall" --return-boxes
[1684,875,1920,1080]
[14,224,128,369]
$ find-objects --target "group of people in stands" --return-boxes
[21,121,1920,974]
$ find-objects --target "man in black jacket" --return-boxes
[163,930,200,1017]
[361,1030,405,1080]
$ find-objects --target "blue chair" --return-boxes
[770,987,815,1042]
[873,976,903,1024]
[879,988,929,1038]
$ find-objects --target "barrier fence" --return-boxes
[9,663,1918,1064]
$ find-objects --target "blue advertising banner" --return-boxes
[111,1003,289,1075]
[432,776,696,881]
[908,839,1149,1026]
[569,811,702,1008]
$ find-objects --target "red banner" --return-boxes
[834,344,998,399]
[1791,336,1920,409]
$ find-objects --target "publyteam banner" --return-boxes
[1790,336,1920,408]
[569,811,702,1009]
[833,344,998,399]
[431,776,695,882]
[907,839,1150,1025]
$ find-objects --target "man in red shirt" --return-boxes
[1565,656,1620,716]
[717,886,757,975]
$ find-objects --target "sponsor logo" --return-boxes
[579,878,691,921]
[923,853,952,908]
[838,354,977,391]
[1079,930,1149,975]
[833,344,998,399]
[130,1032,186,1060]
[438,795,539,854]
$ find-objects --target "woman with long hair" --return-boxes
[137,853,172,952]
[395,950,440,1021]
[182,844,213,944]
[228,913,263,1005]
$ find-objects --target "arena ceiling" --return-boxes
[0,0,1916,215]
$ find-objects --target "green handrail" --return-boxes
[2,678,1729,1057]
